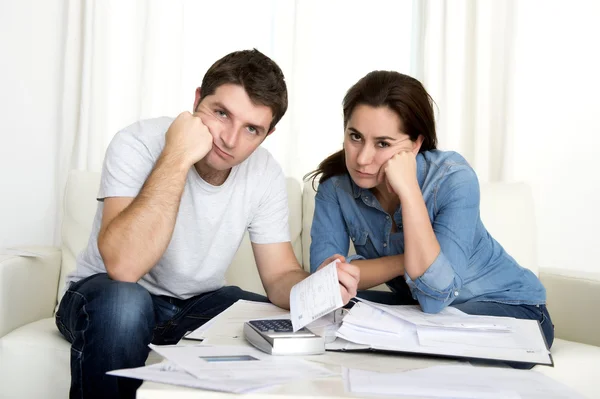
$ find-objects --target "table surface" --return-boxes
[137,337,465,399]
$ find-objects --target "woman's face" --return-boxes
[344,104,420,189]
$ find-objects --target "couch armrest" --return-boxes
[0,246,62,337]
[540,268,600,347]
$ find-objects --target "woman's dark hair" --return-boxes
[305,71,437,186]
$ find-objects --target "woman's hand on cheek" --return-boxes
[383,151,419,199]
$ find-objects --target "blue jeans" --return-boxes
[356,290,554,369]
[55,273,269,399]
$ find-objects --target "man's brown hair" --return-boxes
[199,49,288,132]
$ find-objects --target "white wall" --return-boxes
[0,0,64,247]
[509,1,600,273]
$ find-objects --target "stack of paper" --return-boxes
[109,344,336,393]
[332,299,552,366]
[344,365,584,398]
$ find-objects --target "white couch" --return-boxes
[1,170,599,399]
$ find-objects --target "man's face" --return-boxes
[193,84,274,171]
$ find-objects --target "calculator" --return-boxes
[243,318,325,356]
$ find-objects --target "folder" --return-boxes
[326,299,553,367]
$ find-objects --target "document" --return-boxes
[358,298,513,332]
[333,301,552,366]
[290,259,344,332]
[132,344,336,393]
[344,365,585,399]
[108,361,269,393]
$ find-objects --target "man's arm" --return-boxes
[349,255,405,290]
[98,112,213,282]
[252,242,359,309]
[98,152,189,282]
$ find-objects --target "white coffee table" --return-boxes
[137,339,462,398]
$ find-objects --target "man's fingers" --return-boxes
[337,265,358,299]
[318,254,346,271]
[337,262,360,281]
[339,286,352,305]
[195,103,224,125]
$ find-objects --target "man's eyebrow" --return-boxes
[213,101,268,135]
[212,101,234,118]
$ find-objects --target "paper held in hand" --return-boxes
[289,259,344,332]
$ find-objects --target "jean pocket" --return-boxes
[55,314,75,343]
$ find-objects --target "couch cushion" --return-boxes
[0,317,165,399]
[301,181,538,276]
[0,318,70,399]
[534,338,600,398]
[479,183,537,275]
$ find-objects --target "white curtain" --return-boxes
[56,0,414,222]
[417,0,517,183]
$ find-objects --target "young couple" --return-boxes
[56,49,552,398]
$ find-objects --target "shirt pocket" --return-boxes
[348,224,368,246]
[348,224,376,258]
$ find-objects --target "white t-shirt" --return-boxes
[66,117,290,299]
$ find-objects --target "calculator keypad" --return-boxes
[249,319,294,332]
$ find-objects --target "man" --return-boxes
[55,49,360,399]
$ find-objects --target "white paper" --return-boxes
[290,259,344,332]
[108,361,276,393]
[144,344,336,393]
[344,365,585,399]
[334,301,552,365]
[184,300,289,343]
[357,298,513,332]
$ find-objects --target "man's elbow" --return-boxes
[99,242,140,283]
[105,266,140,283]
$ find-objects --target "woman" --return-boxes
[306,71,553,357]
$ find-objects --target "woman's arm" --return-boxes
[385,152,480,313]
[309,179,352,273]
[349,255,405,290]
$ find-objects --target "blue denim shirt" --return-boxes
[310,150,546,313]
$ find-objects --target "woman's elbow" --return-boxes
[418,297,450,314]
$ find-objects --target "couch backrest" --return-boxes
[301,181,538,276]
[59,170,537,304]
[58,170,303,302]
[58,171,103,302]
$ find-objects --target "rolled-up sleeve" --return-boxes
[309,179,352,273]
[346,254,367,263]
[405,167,480,313]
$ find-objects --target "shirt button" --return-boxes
[454,291,459,296]
[386,216,390,220]
[351,237,355,241]
[383,243,387,247]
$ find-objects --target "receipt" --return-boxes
[290,260,344,332]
